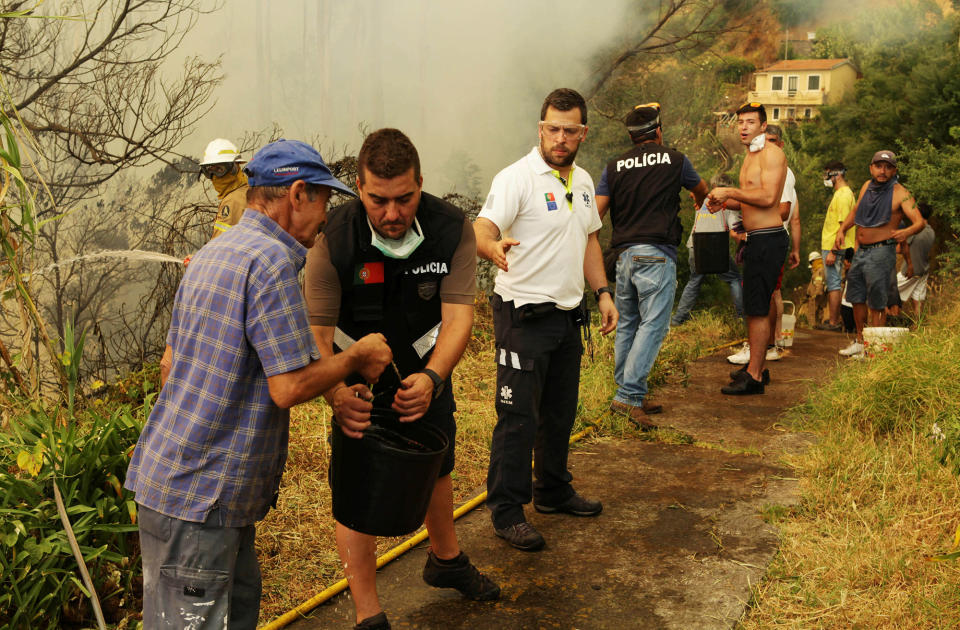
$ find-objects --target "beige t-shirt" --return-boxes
[304,219,476,326]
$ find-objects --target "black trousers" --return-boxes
[486,294,583,529]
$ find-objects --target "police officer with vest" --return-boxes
[304,128,499,630]
[597,103,709,423]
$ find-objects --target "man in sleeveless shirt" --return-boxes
[835,150,925,357]
[304,129,499,630]
[596,103,708,418]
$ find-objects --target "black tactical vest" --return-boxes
[604,143,687,248]
[324,192,465,379]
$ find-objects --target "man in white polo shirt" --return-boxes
[474,88,617,552]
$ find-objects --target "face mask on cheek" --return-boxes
[368,216,424,259]
[749,134,766,153]
[823,178,834,188]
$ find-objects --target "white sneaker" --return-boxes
[765,345,783,361]
[839,341,865,357]
[727,343,750,365]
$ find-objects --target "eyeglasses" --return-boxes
[200,163,236,179]
[539,121,586,138]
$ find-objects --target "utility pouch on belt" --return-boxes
[517,302,556,322]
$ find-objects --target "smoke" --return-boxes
[182,0,635,194]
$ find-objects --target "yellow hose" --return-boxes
[261,337,738,629]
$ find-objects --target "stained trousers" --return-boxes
[486,294,583,529]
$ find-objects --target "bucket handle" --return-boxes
[693,203,725,234]
[783,300,795,316]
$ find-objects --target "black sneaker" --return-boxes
[355,612,390,630]
[494,521,545,551]
[729,365,771,385]
[534,492,602,517]
[721,371,765,395]
[814,321,843,331]
[422,551,500,601]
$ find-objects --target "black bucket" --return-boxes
[693,230,730,274]
[330,409,449,537]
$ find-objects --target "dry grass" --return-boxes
[740,286,960,629]
[256,297,742,621]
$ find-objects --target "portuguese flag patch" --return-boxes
[354,262,384,285]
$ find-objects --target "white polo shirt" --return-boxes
[781,167,798,229]
[479,146,601,309]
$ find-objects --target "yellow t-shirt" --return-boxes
[820,185,856,250]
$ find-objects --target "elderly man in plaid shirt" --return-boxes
[125,140,392,629]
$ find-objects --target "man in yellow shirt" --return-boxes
[817,161,856,330]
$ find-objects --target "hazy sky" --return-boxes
[181,0,634,193]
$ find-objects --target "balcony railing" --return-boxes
[748,90,825,106]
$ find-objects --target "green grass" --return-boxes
[739,286,960,630]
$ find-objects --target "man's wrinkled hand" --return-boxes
[351,333,392,384]
[392,372,433,422]
[891,228,910,243]
[333,384,373,439]
[825,251,836,266]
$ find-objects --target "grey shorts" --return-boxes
[846,240,897,310]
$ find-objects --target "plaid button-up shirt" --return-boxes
[125,210,321,526]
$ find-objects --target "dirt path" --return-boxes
[285,328,842,629]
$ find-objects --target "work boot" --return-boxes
[494,521,545,551]
[721,370,764,395]
[422,551,501,601]
[354,612,390,630]
[729,365,770,385]
[608,400,659,430]
[534,492,602,517]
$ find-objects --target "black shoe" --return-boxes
[721,371,765,395]
[534,492,602,517]
[729,365,771,385]
[355,612,390,630]
[494,521,545,551]
[422,551,501,601]
[814,322,842,331]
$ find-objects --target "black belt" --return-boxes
[859,238,897,250]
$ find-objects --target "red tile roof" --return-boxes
[759,58,855,72]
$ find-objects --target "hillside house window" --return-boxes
[788,76,798,94]
[771,75,784,90]
[804,108,812,119]
[787,107,796,119]
[772,107,780,120]
[808,75,820,90]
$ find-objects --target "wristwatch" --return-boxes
[419,368,445,399]
[595,286,613,302]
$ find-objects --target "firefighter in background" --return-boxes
[200,138,249,240]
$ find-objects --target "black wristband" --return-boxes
[595,286,613,302]
[419,368,445,399]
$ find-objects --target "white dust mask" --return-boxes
[368,216,424,259]
[748,134,766,153]
[823,178,834,188]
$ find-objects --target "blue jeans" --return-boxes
[613,245,676,406]
[671,248,743,325]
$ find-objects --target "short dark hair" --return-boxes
[625,105,660,143]
[918,201,933,220]
[710,173,733,188]
[736,102,767,124]
[357,128,421,185]
[540,88,587,124]
[765,124,783,140]
[824,160,845,172]
[246,182,327,204]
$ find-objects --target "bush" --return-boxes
[0,401,147,627]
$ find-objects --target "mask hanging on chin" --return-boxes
[748,134,766,153]
[823,178,834,188]
[368,216,425,259]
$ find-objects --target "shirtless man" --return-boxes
[835,150,924,357]
[707,103,787,395]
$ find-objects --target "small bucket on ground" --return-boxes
[862,326,909,355]
[330,408,448,537]
[780,300,796,347]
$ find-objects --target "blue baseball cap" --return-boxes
[244,139,357,197]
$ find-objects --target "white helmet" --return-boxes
[808,251,822,262]
[199,138,244,166]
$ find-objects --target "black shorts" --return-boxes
[742,228,789,317]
